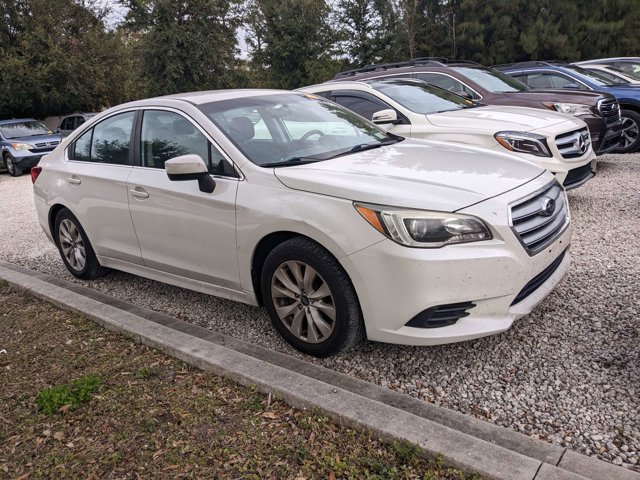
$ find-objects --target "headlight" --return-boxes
[355,203,492,248]
[544,102,593,116]
[494,131,552,157]
[10,143,34,151]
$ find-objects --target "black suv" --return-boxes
[332,58,622,155]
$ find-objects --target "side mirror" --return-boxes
[165,154,215,193]
[372,109,399,125]
[563,83,580,89]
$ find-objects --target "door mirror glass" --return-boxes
[165,154,215,193]
[372,109,398,124]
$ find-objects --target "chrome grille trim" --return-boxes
[34,141,60,148]
[555,128,590,159]
[598,99,621,126]
[509,182,570,256]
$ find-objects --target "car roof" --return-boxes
[303,78,426,91]
[152,89,292,105]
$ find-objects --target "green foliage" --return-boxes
[390,439,421,465]
[36,374,101,415]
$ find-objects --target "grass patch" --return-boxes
[0,284,480,479]
[37,374,101,414]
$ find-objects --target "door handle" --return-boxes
[129,188,149,199]
[68,176,81,185]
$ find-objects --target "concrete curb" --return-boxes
[1,261,638,480]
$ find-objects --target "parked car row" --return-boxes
[6,56,635,356]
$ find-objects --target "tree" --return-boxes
[334,0,396,67]
[122,0,243,97]
[244,0,342,89]
[0,0,134,118]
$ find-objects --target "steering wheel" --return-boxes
[299,130,325,141]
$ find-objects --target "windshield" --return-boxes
[565,66,619,86]
[0,120,53,139]
[198,93,400,167]
[371,80,475,114]
[452,66,528,92]
[610,65,640,81]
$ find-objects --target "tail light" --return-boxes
[31,166,42,184]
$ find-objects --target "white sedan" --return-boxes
[299,79,597,190]
[32,90,571,356]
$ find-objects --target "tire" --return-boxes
[54,208,108,279]
[615,110,640,153]
[261,237,366,357]
[3,154,23,177]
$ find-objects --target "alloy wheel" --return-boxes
[620,116,639,149]
[5,157,15,175]
[58,218,87,271]
[270,260,336,344]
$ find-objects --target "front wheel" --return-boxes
[3,154,23,177]
[615,110,640,153]
[54,208,108,279]
[261,237,365,357]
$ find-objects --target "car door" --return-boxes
[64,109,143,265]
[126,108,241,290]
[331,92,412,137]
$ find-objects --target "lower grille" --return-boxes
[555,128,591,159]
[406,302,475,329]
[599,99,621,126]
[511,250,567,306]
[563,163,594,190]
[510,182,569,255]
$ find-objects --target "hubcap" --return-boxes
[620,116,639,148]
[271,261,336,344]
[58,218,86,271]
[6,157,14,174]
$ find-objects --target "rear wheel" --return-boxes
[261,237,365,357]
[54,208,108,279]
[3,154,23,177]
[615,110,640,153]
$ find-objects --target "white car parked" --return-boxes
[32,90,572,356]
[299,79,597,189]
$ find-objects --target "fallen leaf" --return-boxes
[53,432,64,441]
[59,405,71,414]
[329,472,336,480]
[261,411,280,420]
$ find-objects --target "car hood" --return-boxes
[427,105,572,131]
[501,89,607,104]
[274,139,544,212]
[2,133,63,145]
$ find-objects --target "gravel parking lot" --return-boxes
[1,154,638,470]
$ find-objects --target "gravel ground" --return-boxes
[1,154,638,470]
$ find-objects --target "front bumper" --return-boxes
[587,117,622,155]
[341,174,572,346]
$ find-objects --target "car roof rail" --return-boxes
[493,60,569,69]
[333,58,452,79]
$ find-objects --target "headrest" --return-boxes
[229,116,255,142]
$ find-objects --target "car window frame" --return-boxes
[518,69,592,90]
[66,109,138,166]
[133,106,242,180]
[414,72,482,100]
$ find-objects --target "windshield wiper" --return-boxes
[266,157,324,168]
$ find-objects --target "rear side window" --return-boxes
[69,111,135,165]
[416,73,479,99]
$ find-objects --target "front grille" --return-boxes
[406,302,475,329]
[510,182,569,255]
[563,163,594,190]
[599,99,621,126]
[34,141,60,148]
[555,128,591,159]
[511,249,567,305]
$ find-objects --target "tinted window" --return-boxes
[333,95,389,120]
[416,73,478,99]
[452,67,528,92]
[522,73,576,89]
[372,81,474,114]
[587,69,628,83]
[60,118,72,130]
[140,110,236,177]
[565,66,617,86]
[82,111,135,165]
[73,129,92,162]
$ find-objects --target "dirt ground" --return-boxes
[0,281,479,480]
